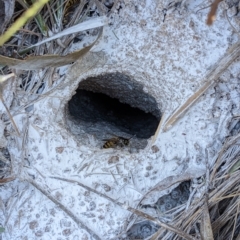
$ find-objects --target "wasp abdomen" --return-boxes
[103,138,119,149]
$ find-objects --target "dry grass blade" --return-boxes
[229,157,240,174]
[49,176,195,240]
[0,73,20,136]
[123,169,204,238]
[0,176,15,184]
[231,202,240,240]
[146,132,240,239]
[27,16,107,48]
[210,133,240,181]
[8,51,105,119]
[0,27,103,70]
[163,41,240,132]
[124,206,194,240]
[200,199,214,240]
[28,179,102,240]
[151,113,165,145]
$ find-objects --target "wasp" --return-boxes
[102,136,131,149]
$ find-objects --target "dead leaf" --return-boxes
[0,73,20,136]
[56,147,64,154]
[0,28,103,70]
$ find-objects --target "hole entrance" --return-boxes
[66,72,161,149]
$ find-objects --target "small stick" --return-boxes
[50,176,195,240]
[151,113,165,145]
[207,0,222,26]
[0,176,15,184]
[29,179,101,240]
[163,41,240,132]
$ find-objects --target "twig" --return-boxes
[206,0,222,26]
[49,176,195,240]
[0,176,15,184]
[110,170,118,185]
[107,0,120,16]
[196,3,212,14]
[163,41,240,132]
[151,113,165,145]
[214,193,240,201]
[28,179,101,240]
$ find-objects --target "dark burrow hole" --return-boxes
[66,72,161,149]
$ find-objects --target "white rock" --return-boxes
[227,6,237,17]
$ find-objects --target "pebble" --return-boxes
[227,6,237,17]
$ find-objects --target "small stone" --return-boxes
[151,145,159,153]
[35,230,43,237]
[98,215,105,220]
[33,117,42,125]
[52,72,60,81]
[227,6,237,17]
[108,156,119,164]
[171,189,181,199]
[103,184,111,192]
[213,109,221,118]
[54,191,63,201]
[60,219,71,228]
[81,234,89,240]
[144,172,150,177]
[89,201,96,211]
[84,191,90,197]
[171,131,176,137]
[146,165,153,171]
[219,70,230,82]
[62,229,72,237]
[29,220,38,230]
[199,122,207,129]
[45,226,50,232]
[56,147,64,153]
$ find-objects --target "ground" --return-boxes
[0,0,240,239]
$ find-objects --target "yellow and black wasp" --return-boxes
[102,136,131,149]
